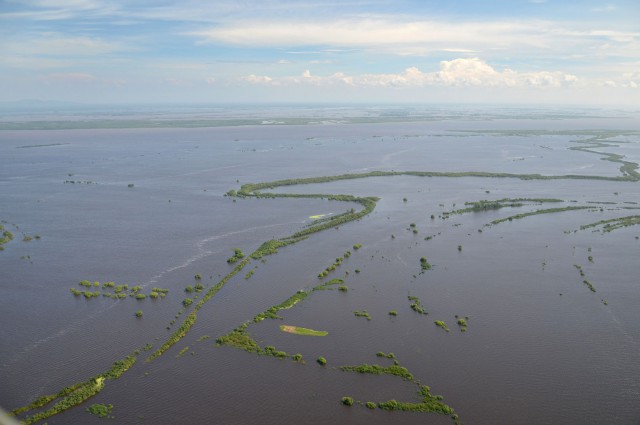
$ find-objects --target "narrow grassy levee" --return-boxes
[12,352,137,424]
[217,277,345,353]
[579,215,640,232]
[486,206,593,226]
[146,256,252,362]
[443,198,565,216]
[339,354,459,423]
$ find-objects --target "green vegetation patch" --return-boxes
[408,296,428,315]
[456,316,468,332]
[102,355,137,380]
[250,238,301,259]
[583,280,596,292]
[377,385,457,419]
[434,320,450,332]
[216,325,261,353]
[574,265,597,292]
[313,278,344,291]
[263,345,288,359]
[443,198,564,216]
[317,250,352,279]
[226,248,246,264]
[354,310,372,320]
[340,363,414,381]
[341,396,354,406]
[280,325,328,336]
[21,378,106,424]
[253,290,309,322]
[487,206,592,226]
[457,318,467,331]
[419,257,432,271]
[13,351,137,424]
[86,403,113,418]
[579,215,640,232]
[147,255,252,362]
[72,281,166,301]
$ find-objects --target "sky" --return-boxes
[0,0,639,105]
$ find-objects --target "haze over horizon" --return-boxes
[1,0,639,106]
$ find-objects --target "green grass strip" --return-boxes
[579,215,640,232]
[12,352,137,424]
[340,363,414,380]
[487,206,592,226]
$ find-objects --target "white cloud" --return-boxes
[243,74,276,85]
[440,48,478,53]
[620,70,640,88]
[241,58,582,89]
[192,17,639,61]
[193,19,539,51]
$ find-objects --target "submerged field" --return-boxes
[1,106,639,424]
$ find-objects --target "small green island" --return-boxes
[280,325,328,336]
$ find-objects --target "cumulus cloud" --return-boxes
[242,58,581,89]
[620,71,640,88]
[243,74,276,85]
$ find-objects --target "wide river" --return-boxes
[1,106,639,424]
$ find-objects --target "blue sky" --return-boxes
[0,0,638,105]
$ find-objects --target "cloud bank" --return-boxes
[194,17,640,62]
[243,58,584,89]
